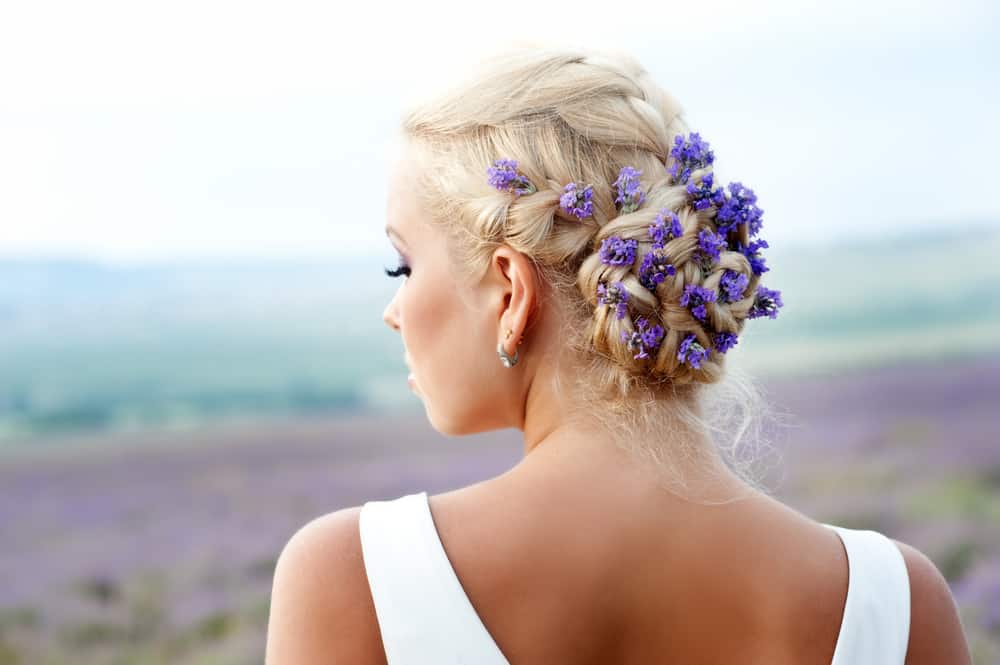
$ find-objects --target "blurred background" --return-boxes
[1,0,998,663]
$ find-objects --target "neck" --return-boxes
[519,396,751,506]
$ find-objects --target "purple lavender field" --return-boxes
[1,354,998,664]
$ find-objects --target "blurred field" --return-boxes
[2,225,999,444]
[1,352,998,664]
[1,224,999,662]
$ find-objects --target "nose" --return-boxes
[383,295,400,332]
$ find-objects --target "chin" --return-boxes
[424,407,466,438]
[425,405,503,438]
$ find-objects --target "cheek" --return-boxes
[401,279,484,391]
[399,279,452,366]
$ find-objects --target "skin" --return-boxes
[264,141,972,664]
[380,147,580,454]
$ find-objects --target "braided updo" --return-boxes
[398,44,782,494]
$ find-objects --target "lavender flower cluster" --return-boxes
[597,280,629,321]
[614,166,646,213]
[598,236,637,267]
[621,316,665,360]
[677,333,710,369]
[560,182,594,220]
[717,182,764,236]
[680,284,717,323]
[695,228,727,272]
[686,172,726,211]
[648,209,683,249]
[668,132,714,185]
[664,131,783,368]
[734,238,770,276]
[719,269,750,303]
[487,134,783,373]
[713,331,739,354]
[668,133,767,241]
[748,286,783,320]
[486,159,536,196]
[639,249,676,291]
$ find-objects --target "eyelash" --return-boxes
[384,262,411,278]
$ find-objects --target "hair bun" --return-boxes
[575,133,782,385]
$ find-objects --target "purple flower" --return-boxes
[638,249,676,290]
[716,181,764,236]
[696,228,728,269]
[686,172,726,211]
[677,333,710,368]
[598,236,638,267]
[733,239,770,276]
[487,158,536,196]
[648,208,684,249]
[620,316,665,360]
[560,182,594,220]
[667,132,715,185]
[597,280,630,320]
[679,283,718,322]
[713,332,739,354]
[614,166,646,213]
[748,285,783,320]
[719,269,750,303]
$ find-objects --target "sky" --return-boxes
[0,0,996,263]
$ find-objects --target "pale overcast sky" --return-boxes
[0,0,996,262]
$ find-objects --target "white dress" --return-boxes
[359,491,910,665]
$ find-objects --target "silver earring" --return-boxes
[497,342,519,368]
[498,328,521,368]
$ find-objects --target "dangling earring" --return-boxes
[497,328,523,368]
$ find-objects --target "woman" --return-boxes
[265,46,971,664]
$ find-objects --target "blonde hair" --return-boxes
[398,44,784,498]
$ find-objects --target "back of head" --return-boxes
[397,44,784,495]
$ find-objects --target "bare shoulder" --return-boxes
[265,506,386,665]
[891,539,972,665]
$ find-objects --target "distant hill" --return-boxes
[1,222,998,445]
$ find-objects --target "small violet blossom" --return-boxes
[716,181,764,237]
[597,280,629,320]
[487,158,536,196]
[560,182,594,220]
[713,332,739,354]
[677,333,710,369]
[648,208,684,249]
[748,285,783,320]
[638,249,676,291]
[598,236,638,267]
[733,239,770,276]
[686,172,726,211]
[696,228,728,269]
[667,132,715,185]
[620,316,665,360]
[679,283,718,322]
[719,269,750,303]
[614,166,646,214]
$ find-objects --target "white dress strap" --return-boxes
[358,491,510,665]
[822,524,911,665]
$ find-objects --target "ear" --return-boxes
[488,244,539,358]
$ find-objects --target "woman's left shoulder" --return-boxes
[888,538,972,665]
